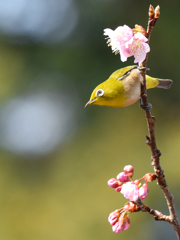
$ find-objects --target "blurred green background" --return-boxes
[0,0,179,239]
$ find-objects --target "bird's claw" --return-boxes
[139,97,152,111]
[138,66,150,71]
[138,66,150,74]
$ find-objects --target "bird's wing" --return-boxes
[116,66,138,81]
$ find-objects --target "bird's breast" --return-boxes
[123,74,141,107]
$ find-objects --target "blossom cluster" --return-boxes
[108,209,130,233]
[108,165,156,201]
[104,24,150,63]
[108,202,140,233]
[107,165,156,233]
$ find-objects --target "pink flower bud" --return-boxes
[115,186,122,192]
[123,165,134,177]
[154,5,160,19]
[139,182,149,200]
[112,212,130,233]
[112,221,123,233]
[121,181,139,201]
[122,213,130,230]
[108,210,120,225]
[116,172,129,182]
[108,178,120,188]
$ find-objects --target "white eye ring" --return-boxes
[96,89,104,97]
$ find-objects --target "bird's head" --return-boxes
[85,65,138,108]
[85,83,107,107]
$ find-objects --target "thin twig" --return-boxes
[134,199,171,222]
[138,5,180,240]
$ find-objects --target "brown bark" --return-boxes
[136,6,180,239]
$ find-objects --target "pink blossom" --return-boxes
[104,25,150,63]
[104,25,133,56]
[125,32,150,63]
[139,182,149,200]
[123,165,134,177]
[108,210,120,225]
[108,178,120,188]
[119,44,132,62]
[121,181,139,201]
[116,172,129,182]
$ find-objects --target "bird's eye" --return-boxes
[96,89,104,97]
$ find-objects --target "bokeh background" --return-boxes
[0,0,179,239]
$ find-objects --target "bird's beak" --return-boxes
[84,99,95,108]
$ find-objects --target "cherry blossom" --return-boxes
[104,25,150,63]
[125,32,150,63]
[121,181,139,201]
[104,25,133,61]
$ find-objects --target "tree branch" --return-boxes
[134,199,171,222]
[138,5,180,239]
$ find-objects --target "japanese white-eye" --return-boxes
[85,65,172,108]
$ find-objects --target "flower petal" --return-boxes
[121,182,139,201]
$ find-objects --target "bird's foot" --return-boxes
[139,97,152,111]
[138,66,150,74]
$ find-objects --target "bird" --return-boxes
[85,65,172,108]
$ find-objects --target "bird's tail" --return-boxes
[146,75,173,89]
[156,79,173,89]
